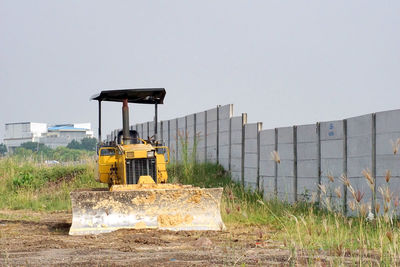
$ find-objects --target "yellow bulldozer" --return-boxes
[69,88,225,235]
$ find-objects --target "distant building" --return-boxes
[4,122,94,151]
[40,123,94,149]
[4,122,48,150]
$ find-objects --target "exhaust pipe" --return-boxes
[122,99,131,144]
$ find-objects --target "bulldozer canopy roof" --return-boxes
[91,88,166,104]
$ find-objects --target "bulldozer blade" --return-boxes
[69,187,225,235]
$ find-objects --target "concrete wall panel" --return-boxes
[320,121,345,212]
[244,167,258,190]
[218,105,233,170]
[260,129,275,179]
[376,155,400,176]
[245,153,258,168]
[231,157,241,172]
[348,135,372,157]
[245,123,259,139]
[347,114,372,137]
[263,176,275,199]
[320,120,343,140]
[169,119,178,162]
[260,158,274,177]
[148,121,154,137]
[346,114,373,207]
[195,111,206,162]
[377,133,400,155]
[260,144,275,161]
[278,127,293,144]
[161,121,169,147]
[297,143,318,160]
[220,118,230,132]
[297,124,316,142]
[376,110,400,134]
[298,160,318,178]
[219,104,233,120]
[207,107,218,122]
[260,129,275,145]
[245,139,258,153]
[219,131,230,146]
[278,144,294,160]
[277,175,294,202]
[297,178,318,201]
[230,117,243,176]
[321,139,343,159]
[244,123,260,188]
[321,158,342,177]
[206,108,218,162]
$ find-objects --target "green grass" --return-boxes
[0,157,104,211]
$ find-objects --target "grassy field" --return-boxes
[1,154,399,265]
[0,157,104,211]
[169,161,400,265]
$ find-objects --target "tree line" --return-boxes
[0,137,97,161]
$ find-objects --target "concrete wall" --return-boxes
[195,111,206,163]
[169,119,178,162]
[218,105,233,171]
[186,114,196,161]
[177,116,186,161]
[277,127,295,203]
[244,122,261,190]
[111,105,400,216]
[260,129,276,199]
[206,107,218,162]
[320,120,345,210]
[347,114,373,213]
[230,115,245,183]
[376,110,400,215]
[297,124,318,202]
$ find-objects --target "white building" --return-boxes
[4,122,48,150]
[4,122,94,151]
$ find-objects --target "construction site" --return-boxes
[1,1,400,266]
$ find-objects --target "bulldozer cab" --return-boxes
[91,88,169,186]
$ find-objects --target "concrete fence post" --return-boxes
[317,122,322,205]
[257,122,262,192]
[274,128,278,196]
[241,113,247,187]
[343,119,348,214]
[293,126,298,202]
[372,113,377,215]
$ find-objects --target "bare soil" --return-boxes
[0,210,323,266]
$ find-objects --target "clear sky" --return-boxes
[1,1,399,141]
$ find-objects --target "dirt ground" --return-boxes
[0,210,323,266]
